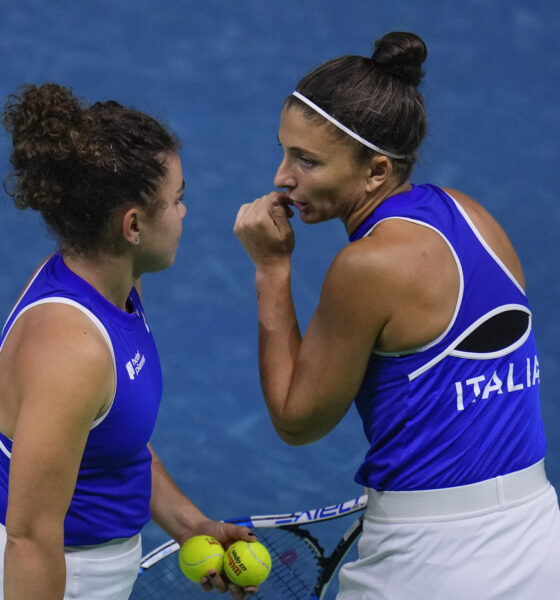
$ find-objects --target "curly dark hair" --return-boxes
[285,32,428,181]
[2,83,180,254]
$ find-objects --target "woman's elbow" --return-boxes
[272,420,324,446]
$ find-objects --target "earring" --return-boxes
[135,236,140,244]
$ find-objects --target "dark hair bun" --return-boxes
[371,32,427,87]
[2,83,84,172]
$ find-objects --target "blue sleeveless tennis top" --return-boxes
[0,254,162,545]
[349,184,546,491]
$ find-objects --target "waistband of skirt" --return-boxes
[0,523,140,558]
[366,460,551,522]
[64,533,141,557]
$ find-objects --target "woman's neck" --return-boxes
[62,252,136,311]
[345,179,412,237]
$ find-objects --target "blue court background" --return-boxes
[0,1,558,597]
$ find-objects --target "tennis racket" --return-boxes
[130,494,367,600]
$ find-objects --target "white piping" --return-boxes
[408,304,532,381]
[0,440,11,459]
[366,217,464,357]
[0,257,50,338]
[0,298,117,430]
[444,191,526,296]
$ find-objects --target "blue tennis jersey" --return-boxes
[0,254,162,545]
[349,184,546,491]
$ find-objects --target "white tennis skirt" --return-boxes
[337,460,560,599]
[0,526,141,599]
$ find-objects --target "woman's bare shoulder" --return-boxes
[0,301,114,435]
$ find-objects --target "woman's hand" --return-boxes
[188,521,259,598]
[149,450,259,598]
[234,191,295,267]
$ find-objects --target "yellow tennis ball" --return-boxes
[224,540,272,587]
[178,535,225,583]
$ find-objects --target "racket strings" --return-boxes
[253,528,322,599]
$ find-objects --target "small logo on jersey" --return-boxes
[125,350,146,380]
[125,362,135,380]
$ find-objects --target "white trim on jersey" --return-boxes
[444,190,526,296]
[0,297,117,430]
[365,216,465,358]
[408,304,532,381]
[0,441,10,460]
[362,193,528,382]
[0,256,50,339]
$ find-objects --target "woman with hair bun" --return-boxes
[235,32,560,598]
[0,83,256,600]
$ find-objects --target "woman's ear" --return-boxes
[365,155,393,193]
[122,207,141,245]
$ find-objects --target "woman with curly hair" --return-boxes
[0,84,255,600]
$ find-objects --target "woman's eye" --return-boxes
[298,155,316,168]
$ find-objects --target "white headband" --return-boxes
[291,91,406,160]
